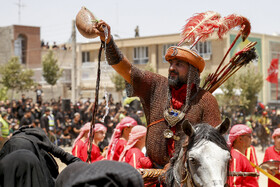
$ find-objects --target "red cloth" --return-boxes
[124,148,153,169]
[72,139,87,162]
[72,140,103,163]
[167,126,176,158]
[106,117,137,160]
[168,84,193,157]
[170,84,187,109]
[72,123,107,161]
[263,146,280,187]
[228,124,252,147]
[94,123,107,133]
[229,149,259,187]
[119,126,147,162]
[266,58,279,84]
[107,139,127,161]
[89,143,104,163]
[245,145,259,179]
[272,128,280,139]
[73,123,91,147]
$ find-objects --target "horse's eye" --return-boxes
[189,157,197,165]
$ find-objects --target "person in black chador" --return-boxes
[0,126,144,187]
[0,126,80,187]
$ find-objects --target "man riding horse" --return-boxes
[93,20,222,168]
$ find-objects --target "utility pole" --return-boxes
[15,0,25,24]
[71,20,77,103]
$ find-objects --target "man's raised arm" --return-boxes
[94,20,132,84]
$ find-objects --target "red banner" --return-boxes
[266,58,279,84]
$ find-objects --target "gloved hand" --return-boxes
[24,127,81,165]
[95,20,111,43]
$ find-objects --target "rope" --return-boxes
[101,26,110,122]
[86,44,103,163]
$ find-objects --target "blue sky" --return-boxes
[1,0,279,44]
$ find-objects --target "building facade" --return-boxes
[1,24,280,106]
[0,25,72,101]
[76,31,280,106]
[0,25,41,68]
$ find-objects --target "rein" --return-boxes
[86,44,103,163]
[180,148,195,187]
[173,139,195,187]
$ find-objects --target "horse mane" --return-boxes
[187,123,229,152]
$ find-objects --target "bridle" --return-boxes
[177,142,230,187]
[173,142,195,187]
[181,150,195,187]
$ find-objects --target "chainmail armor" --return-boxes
[102,36,124,65]
[126,65,221,167]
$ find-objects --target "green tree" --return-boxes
[238,65,263,115]
[219,74,239,107]
[144,63,155,72]
[0,57,35,98]
[110,63,155,96]
[110,73,126,92]
[42,51,63,94]
[0,86,8,101]
[214,65,263,117]
[214,74,241,119]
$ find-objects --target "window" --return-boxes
[162,43,177,63]
[195,41,212,60]
[82,51,90,63]
[133,47,148,64]
[14,34,27,64]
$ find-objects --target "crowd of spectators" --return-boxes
[220,103,280,152]
[0,93,146,150]
[2,93,280,186]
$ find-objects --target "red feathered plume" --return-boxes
[178,12,251,46]
[178,11,221,46]
[217,14,251,41]
[177,11,253,94]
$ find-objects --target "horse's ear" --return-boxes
[215,118,230,135]
[182,119,195,137]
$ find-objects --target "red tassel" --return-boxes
[217,14,251,41]
[178,11,220,46]
[178,12,251,46]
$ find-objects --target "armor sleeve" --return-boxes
[200,92,222,127]
[102,36,124,65]
[125,65,164,99]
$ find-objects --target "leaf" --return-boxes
[110,73,126,92]
[42,50,63,86]
[0,57,35,93]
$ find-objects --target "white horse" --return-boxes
[165,118,231,187]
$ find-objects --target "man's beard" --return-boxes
[168,71,188,89]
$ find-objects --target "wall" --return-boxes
[13,25,41,68]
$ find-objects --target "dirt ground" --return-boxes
[255,145,268,187]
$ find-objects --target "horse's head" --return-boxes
[181,118,231,187]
